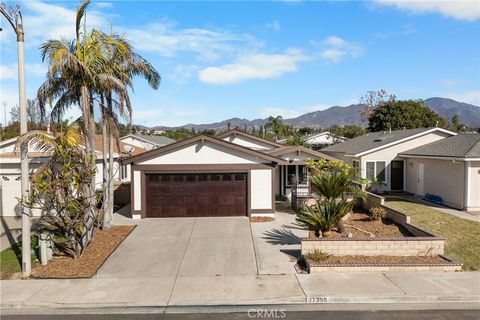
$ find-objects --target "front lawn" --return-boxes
[0,244,22,279]
[385,199,480,271]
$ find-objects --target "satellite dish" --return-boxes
[123,144,135,154]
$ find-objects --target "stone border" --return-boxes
[300,192,446,257]
[305,255,462,273]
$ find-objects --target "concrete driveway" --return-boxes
[96,216,257,278]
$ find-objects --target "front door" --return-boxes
[416,163,424,196]
[390,160,404,191]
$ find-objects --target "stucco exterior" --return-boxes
[221,135,276,150]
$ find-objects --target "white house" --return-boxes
[123,130,335,219]
[304,131,347,148]
[119,134,175,151]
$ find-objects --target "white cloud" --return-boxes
[124,21,259,61]
[317,36,364,63]
[198,48,309,85]
[374,0,480,22]
[94,2,113,8]
[265,20,281,32]
[170,64,200,84]
[0,63,47,80]
[444,91,480,105]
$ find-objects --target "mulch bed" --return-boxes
[307,255,452,266]
[250,216,275,223]
[32,225,135,279]
[308,211,412,238]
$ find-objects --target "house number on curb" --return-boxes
[307,296,328,303]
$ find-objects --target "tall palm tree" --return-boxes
[265,115,285,141]
[97,32,160,229]
[37,0,133,243]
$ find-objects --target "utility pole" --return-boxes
[1,3,30,276]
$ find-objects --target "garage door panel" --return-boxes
[146,173,247,218]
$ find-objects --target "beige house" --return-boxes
[401,134,480,211]
[322,127,456,193]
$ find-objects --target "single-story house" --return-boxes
[0,133,144,217]
[304,131,347,149]
[119,134,175,151]
[123,130,335,219]
[321,127,456,193]
[400,133,480,211]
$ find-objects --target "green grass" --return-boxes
[0,243,22,279]
[385,199,480,271]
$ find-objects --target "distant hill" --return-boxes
[145,97,479,131]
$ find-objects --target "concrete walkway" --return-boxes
[1,272,479,309]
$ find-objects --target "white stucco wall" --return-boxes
[404,157,465,210]
[467,161,480,211]
[139,141,270,165]
[222,136,275,150]
[133,170,142,211]
[120,136,156,151]
[250,169,272,210]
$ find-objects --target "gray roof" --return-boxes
[321,127,452,155]
[400,133,480,158]
[135,134,176,146]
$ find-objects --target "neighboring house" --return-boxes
[0,134,144,217]
[321,127,456,193]
[123,130,334,219]
[400,134,480,211]
[304,131,347,150]
[119,134,175,151]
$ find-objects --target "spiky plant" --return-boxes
[296,198,353,237]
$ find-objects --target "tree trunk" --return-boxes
[78,86,96,252]
[101,102,109,229]
[108,132,114,227]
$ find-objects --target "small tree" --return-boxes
[17,124,96,257]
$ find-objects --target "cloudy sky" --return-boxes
[1,0,479,127]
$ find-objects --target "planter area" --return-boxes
[300,192,462,273]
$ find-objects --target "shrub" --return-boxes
[305,249,331,262]
[297,198,353,237]
[370,207,387,221]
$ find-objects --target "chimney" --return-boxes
[227,122,231,131]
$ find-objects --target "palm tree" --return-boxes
[97,31,160,229]
[265,115,285,141]
[37,0,133,243]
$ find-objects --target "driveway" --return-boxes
[96,216,257,278]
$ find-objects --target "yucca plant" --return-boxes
[296,198,353,237]
[310,171,352,199]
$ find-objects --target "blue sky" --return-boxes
[1,0,479,127]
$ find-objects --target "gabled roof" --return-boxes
[265,145,337,161]
[321,127,456,157]
[122,134,287,164]
[305,131,347,142]
[400,133,480,159]
[120,134,176,146]
[215,129,284,148]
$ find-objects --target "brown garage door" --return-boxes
[145,173,247,218]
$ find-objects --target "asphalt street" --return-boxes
[3,309,480,320]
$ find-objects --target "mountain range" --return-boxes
[144,97,480,131]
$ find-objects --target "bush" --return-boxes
[370,207,387,221]
[305,249,331,262]
[297,198,353,237]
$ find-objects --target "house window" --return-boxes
[352,160,360,180]
[120,164,128,180]
[365,161,387,183]
[287,165,296,186]
[298,165,308,185]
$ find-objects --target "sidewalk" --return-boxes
[1,272,479,310]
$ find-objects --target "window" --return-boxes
[234,174,244,181]
[210,174,220,181]
[287,165,296,186]
[120,165,128,180]
[365,161,386,183]
[298,165,308,185]
[352,160,360,180]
